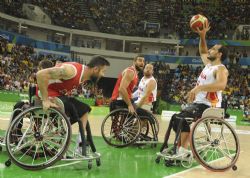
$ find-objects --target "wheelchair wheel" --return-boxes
[190,116,240,172]
[152,115,159,135]
[5,106,71,170]
[101,108,141,147]
[139,116,159,142]
[0,136,3,151]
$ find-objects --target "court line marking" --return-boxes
[162,151,243,178]
[162,164,203,178]
[0,163,5,169]
[46,161,82,169]
[0,118,11,121]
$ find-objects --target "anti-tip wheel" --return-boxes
[88,161,92,170]
[232,165,237,171]
[5,159,11,167]
[155,157,161,164]
[96,158,101,167]
[164,160,173,167]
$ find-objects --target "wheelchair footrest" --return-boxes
[157,151,192,159]
[62,152,101,161]
[156,150,194,168]
[135,140,158,144]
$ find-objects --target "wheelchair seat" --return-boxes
[201,107,224,119]
[184,107,224,124]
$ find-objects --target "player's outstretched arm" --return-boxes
[196,20,211,65]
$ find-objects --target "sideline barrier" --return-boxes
[0,91,247,126]
[161,110,237,128]
[0,91,95,105]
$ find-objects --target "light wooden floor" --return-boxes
[0,114,249,178]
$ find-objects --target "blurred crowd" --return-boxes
[0,38,67,91]
[0,0,249,39]
[1,0,88,30]
[160,0,250,39]
[0,37,36,92]
[89,0,147,36]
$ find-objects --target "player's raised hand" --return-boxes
[196,20,211,36]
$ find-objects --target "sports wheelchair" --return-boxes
[0,87,101,170]
[155,108,240,172]
[101,108,159,148]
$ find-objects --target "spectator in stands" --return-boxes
[1,0,249,39]
[243,105,250,120]
[1,0,88,30]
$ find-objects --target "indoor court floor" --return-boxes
[0,113,250,178]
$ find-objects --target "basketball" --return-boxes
[190,14,208,32]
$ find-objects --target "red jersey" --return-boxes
[47,62,84,97]
[111,66,138,101]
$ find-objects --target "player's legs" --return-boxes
[172,103,209,154]
[171,113,191,155]
[57,96,91,125]
[57,96,91,152]
[180,132,190,149]
[67,97,92,147]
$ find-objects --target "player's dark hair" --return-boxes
[87,55,110,68]
[133,54,145,61]
[218,45,228,61]
[38,59,54,69]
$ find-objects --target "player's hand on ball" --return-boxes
[196,20,211,35]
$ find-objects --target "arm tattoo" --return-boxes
[48,67,66,79]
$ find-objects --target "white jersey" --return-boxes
[134,76,157,106]
[194,64,225,107]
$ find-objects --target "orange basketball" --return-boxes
[190,14,208,32]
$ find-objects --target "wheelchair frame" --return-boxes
[155,108,240,171]
[101,108,159,148]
